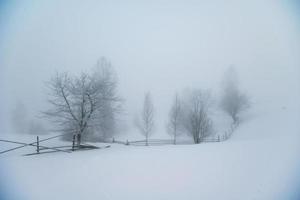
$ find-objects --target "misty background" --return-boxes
[0,0,299,136]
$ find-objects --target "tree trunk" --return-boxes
[77,133,81,146]
[174,134,176,145]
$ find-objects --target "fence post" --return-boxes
[218,135,220,142]
[126,139,129,145]
[36,136,39,154]
[72,135,75,151]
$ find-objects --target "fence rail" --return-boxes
[0,122,239,155]
[108,138,220,146]
[107,121,239,146]
[0,133,100,156]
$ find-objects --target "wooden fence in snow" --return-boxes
[107,121,239,146]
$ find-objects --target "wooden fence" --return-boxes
[0,122,239,155]
[0,133,102,156]
[107,121,239,146]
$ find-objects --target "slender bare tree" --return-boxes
[167,93,183,144]
[137,92,154,146]
[183,90,213,144]
[220,66,250,123]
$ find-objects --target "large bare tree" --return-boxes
[167,93,183,145]
[220,66,250,123]
[183,90,213,144]
[45,72,98,145]
[45,58,121,144]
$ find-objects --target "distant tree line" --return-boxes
[41,59,249,145]
[136,66,250,144]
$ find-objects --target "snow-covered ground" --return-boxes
[1,101,300,200]
[1,1,300,200]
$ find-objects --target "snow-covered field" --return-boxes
[1,1,300,200]
[1,101,299,200]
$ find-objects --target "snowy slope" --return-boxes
[1,100,300,200]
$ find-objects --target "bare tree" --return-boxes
[45,58,122,144]
[137,92,154,146]
[183,90,213,144]
[167,93,183,144]
[11,101,28,134]
[220,66,250,123]
[45,72,99,145]
[28,120,48,135]
[92,57,122,141]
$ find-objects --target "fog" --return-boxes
[0,0,299,135]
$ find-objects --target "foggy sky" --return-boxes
[0,0,299,134]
